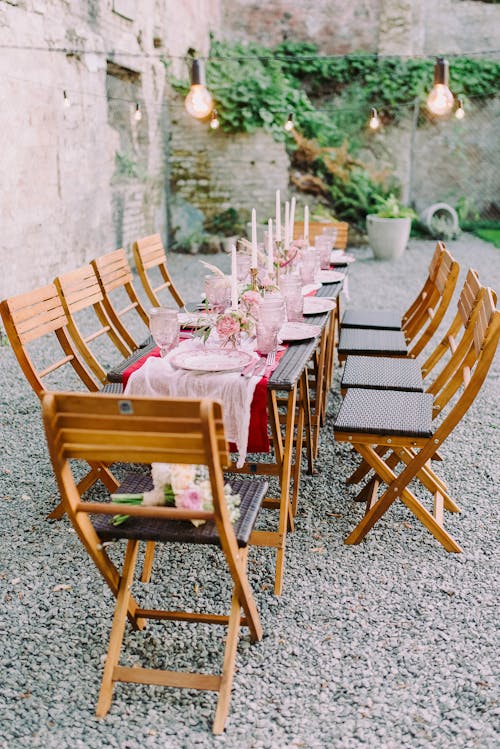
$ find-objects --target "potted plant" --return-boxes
[367,194,417,260]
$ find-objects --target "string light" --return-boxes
[210,109,220,129]
[63,90,70,108]
[427,57,454,116]
[369,107,381,129]
[284,113,294,132]
[134,102,142,121]
[185,59,213,119]
[455,98,465,120]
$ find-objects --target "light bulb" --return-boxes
[63,90,71,108]
[134,103,142,121]
[369,107,381,130]
[185,59,213,119]
[284,113,294,132]
[455,99,465,120]
[427,58,454,116]
[210,109,220,129]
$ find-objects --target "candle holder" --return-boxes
[250,267,259,291]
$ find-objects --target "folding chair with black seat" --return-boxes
[341,269,491,394]
[333,288,499,552]
[0,285,120,516]
[338,244,459,361]
[91,248,153,351]
[133,233,186,309]
[54,264,135,385]
[41,392,267,734]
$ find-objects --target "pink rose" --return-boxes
[241,290,261,310]
[216,313,240,338]
[176,485,203,511]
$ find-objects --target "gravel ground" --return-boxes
[0,235,499,749]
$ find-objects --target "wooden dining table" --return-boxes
[106,279,344,595]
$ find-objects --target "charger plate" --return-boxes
[317,270,345,283]
[303,297,335,315]
[170,348,253,373]
[279,322,322,341]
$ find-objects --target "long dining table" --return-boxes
[106,279,343,595]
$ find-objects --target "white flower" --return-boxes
[141,487,166,506]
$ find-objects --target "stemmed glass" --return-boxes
[256,294,286,354]
[204,275,231,313]
[149,307,180,357]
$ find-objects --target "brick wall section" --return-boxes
[169,109,290,223]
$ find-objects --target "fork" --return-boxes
[265,349,276,368]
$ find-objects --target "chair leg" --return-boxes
[213,549,249,735]
[346,446,389,485]
[47,462,119,520]
[96,539,140,717]
[140,541,156,583]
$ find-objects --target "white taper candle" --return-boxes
[230,245,238,311]
[267,218,274,275]
[290,197,296,244]
[275,190,281,242]
[284,201,290,250]
[304,205,309,243]
[251,208,258,268]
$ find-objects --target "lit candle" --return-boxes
[304,205,309,244]
[230,245,238,311]
[290,197,296,244]
[267,218,274,275]
[275,190,281,242]
[284,201,290,250]
[251,208,258,268]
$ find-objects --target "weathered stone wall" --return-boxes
[168,109,290,243]
[0,0,222,298]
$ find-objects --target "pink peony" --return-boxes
[216,313,241,338]
[176,484,203,511]
[240,290,261,311]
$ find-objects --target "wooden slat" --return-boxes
[113,665,221,692]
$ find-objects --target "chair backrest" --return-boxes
[421,269,494,383]
[431,288,499,430]
[91,248,150,351]
[401,242,445,327]
[406,248,460,358]
[0,284,98,396]
[133,234,185,308]
[41,392,237,540]
[55,265,131,383]
[293,221,349,250]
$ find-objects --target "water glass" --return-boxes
[204,275,231,313]
[256,294,285,353]
[300,250,319,285]
[315,235,333,270]
[236,253,252,282]
[280,276,304,322]
[256,324,278,355]
[149,307,179,356]
[322,225,338,248]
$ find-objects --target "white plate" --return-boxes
[170,348,253,373]
[317,270,345,284]
[279,322,322,341]
[330,251,355,265]
[303,297,336,315]
[301,283,322,296]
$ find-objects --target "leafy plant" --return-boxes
[204,208,244,236]
[374,194,418,219]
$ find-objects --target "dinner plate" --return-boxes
[303,297,336,315]
[317,270,345,284]
[169,348,253,373]
[279,322,322,341]
[330,251,355,264]
[301,283,322,296]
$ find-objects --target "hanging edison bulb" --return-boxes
[284,113,294,132]
[455,98,465,120]
[63,90,71,108]
[427,58,454,116]
[185,59,213,119]
[369,107,381,130]
[134,103,142,121]
[210,109,220,129]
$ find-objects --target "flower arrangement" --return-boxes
[111,462,241,527]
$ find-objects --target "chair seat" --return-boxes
[341,355,423,392]
[101,381,124,393]
[139,334,154,348]
[93,473,268,548]
[334,388,433,437]
[338,328,408,357]
[341,308,402,330]
[106,341,156,383]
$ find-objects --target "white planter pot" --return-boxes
[366,215,412,260]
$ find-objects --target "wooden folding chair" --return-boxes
[54,264,132,385]
[341,242,445,332]
[133,233,185,309]
[293,221,349,250]
[333,288,499,551]
[338,246,459,361]
[0,285,120,516]
[91,248,152,351]
[341,269,491,394]
[41,392,266,733]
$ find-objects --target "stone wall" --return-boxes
[0,0,222,298]
[168,109,290,244]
